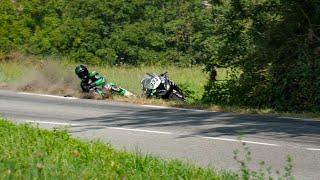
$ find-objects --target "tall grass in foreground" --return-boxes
[0,119,234,179]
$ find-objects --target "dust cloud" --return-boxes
[14,61,89,98]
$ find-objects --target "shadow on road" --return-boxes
[71,108,320,145]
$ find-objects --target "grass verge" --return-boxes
[0,119,235,179]
[0,52,319,120]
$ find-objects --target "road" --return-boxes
[1,90,319,179]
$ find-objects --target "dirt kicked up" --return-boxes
[8,61,102,100]
[6,60,143,101]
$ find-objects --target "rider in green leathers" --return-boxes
[75,64,131,96]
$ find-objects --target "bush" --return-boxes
[0,0,211,66]
[202,0,320,111]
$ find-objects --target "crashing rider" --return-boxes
[75,64,109,93]
[75,64,133,97]
[75,64,134,97]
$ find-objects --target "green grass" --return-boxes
[93,65,209,99]
[0,53,232,101]
[0,119,235,179]
[0,53,319,120]
[0,62,27,82]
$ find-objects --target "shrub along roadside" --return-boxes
[203,1,320,112]
[0,119,235,179]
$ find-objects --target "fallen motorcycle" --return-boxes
[141,72,185,101]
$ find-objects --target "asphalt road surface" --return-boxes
[1,90,319,179]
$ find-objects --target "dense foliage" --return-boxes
[202,0,320,111]
[0,0,211,66]
[1,0,319,111]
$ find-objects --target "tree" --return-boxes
[203,0,320,111]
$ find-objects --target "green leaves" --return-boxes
[202,0,320,111]
[0,0,211,66]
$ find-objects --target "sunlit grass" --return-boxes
[0,53,236,101]
[1,53,319,119]
[94,65,209,99]
[0,53,213,100]
[0,62,27,82]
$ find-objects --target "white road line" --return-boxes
[200,136,280,147]
[106,126,174,135]
[241,140,279,146]
[18,92,79,99]
[279,116,316,121]
[306,148,320,151]
[18,91,211,112]
[171,107,211,113]
[141,104,212,112]
[23,120,279,147]
[24,120,172,135]
[25,120,81,126]
[140,105,169,109]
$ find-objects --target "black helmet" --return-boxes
[75,64,89,79]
